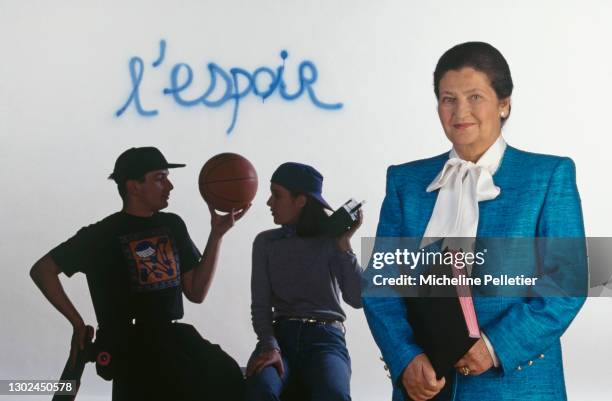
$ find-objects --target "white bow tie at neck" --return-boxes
[427,158,500,201]
[422,158,501,241]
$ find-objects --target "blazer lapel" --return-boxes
[411,155,449,237]
[477,146,521,236]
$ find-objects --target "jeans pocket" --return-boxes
[322,323,346,341]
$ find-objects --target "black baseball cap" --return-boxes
[271,162,333,210]
[108,147,185,182]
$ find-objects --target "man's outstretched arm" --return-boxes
[182,205,249,304]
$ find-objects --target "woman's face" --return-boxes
[267,183,306,225]
[437,67,510,161]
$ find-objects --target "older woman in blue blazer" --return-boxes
[363,42,586,401]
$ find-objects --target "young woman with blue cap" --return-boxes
[244,162,363,401]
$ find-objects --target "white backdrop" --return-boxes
[1,1,611,400]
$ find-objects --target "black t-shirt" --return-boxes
[50,212,201,328]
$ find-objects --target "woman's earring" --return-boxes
[500,111,506,117]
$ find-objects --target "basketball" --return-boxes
[198,153,258,212]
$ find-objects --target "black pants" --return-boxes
[111,323,244,401]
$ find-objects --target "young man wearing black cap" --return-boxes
[30,147,247,401]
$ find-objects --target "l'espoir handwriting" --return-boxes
[115,40,343,134]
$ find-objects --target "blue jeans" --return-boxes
[245,319,352,401]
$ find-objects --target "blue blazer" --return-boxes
[363,145,586,401]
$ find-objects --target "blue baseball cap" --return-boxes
[271,162,332,210]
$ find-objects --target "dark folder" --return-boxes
[405,296,479,380]
[404,263,480,381]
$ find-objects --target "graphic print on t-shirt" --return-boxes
[120,229,182,292]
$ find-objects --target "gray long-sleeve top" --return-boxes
[251,227,363,352]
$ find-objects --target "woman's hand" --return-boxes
[337,209,363,252]
[454,338,494,376]
[209,204,250,240]
[246,349,285,378]
[402,353,446,401]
